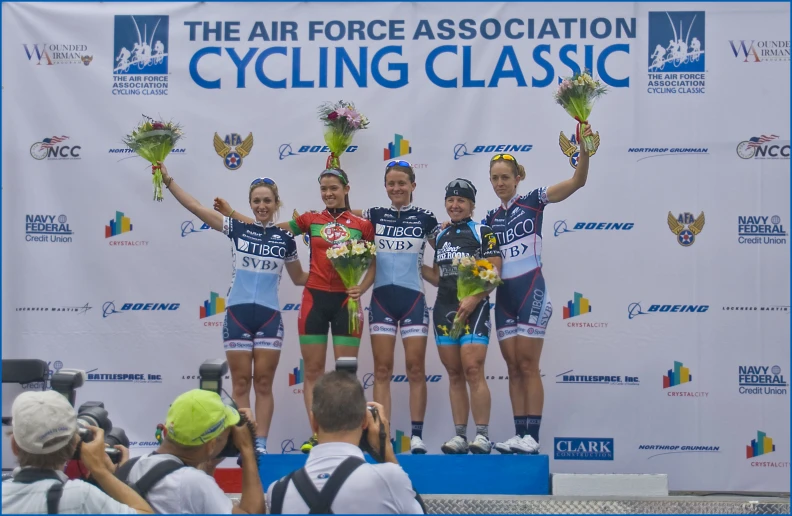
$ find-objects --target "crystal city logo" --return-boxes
[637,443,719,459]
[554,438,614,461]
[628,302,709,319]
[738,215,787,245]
[181,220,210,237]
[739,365,788,396]
[199,291,226,327]
[662,361,708,398]
[112,15,169,96]
[16,304,91,314]
[736,134,790,160]
[729,39,790,63]
[553,220,633,237]
[562,292,607,328]
[667,211,705,247]
[105,211,149,246]
[23,43,92,66]
[289,359,304,393]
[555,370,639,386]
[361,373,443,390]
[25,214,73,243]
[214,132,254,170]
[102,301,180,318]
[453,143,532,160]
[559,131,600,168]
[627,147,708,161]
[278,144,357,160]
[30,136,81,160]
[85,368,163,384]
[647,11,706,95]
[747,431,789,468]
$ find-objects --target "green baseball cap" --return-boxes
[165,389,240,446]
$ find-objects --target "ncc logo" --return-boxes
[30,136,81,160]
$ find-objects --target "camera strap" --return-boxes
[270,456,365,514]
[115,455,187,499]
[13,468,65,514]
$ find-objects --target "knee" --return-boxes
[405,360,425,382]
[232,374,252,395]
[518,357,540,377]
[446,367,464,384]
[303,363,324,382]
[463,363,483,384]
[374,361,393,382]
[253,372,274,395]
[505,362,522,379]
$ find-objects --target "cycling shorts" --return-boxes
[298,288,362,347]
[433,297,491,346]
[494,268,553,341]
[223,303,284,351]
[369,286,430,340]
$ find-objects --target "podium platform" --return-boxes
[256,453,550,495]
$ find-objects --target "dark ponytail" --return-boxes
[385,165,416,203]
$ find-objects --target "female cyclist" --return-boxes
[156,162,306,456]
[424,179,501,454]
[346,160,440,454]
[218,168,374,454]
[484,125,594,455]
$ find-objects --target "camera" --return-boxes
[50,369,127,464]
[197,359,255,459]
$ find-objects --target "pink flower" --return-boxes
[152,122,165,130]
[327,111,339,121]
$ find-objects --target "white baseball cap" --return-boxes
[12,390,78,454]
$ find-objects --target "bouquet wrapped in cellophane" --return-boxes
[450,257,503,340]
[122,117,184,201]
[554,70,607,154]
[326,240,377,334]
[318,101,369,170]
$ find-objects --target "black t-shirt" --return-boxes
[434,218,500,304]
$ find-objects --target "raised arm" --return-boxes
[213,197,256,225]
[546,124,593,203]
[158,162,224,231]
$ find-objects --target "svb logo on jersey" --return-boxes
[214,132,254,170]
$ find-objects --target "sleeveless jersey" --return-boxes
[483,187,549,280]
[223,217,298,310]
[289,210,375,293]
[362,204,439,293]
[434,218,500,304]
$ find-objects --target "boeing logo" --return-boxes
[278,143,357,160]
[280,439,301,454]
[181,220,210,237]
[629,302,709,319]
[555,220,634,237]
[554,221,574,236]
[102,301,122,318]
[103,301,180,318]
[453,143,533,160]
[628,303,648,320]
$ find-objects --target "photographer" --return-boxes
[119,389,265,514]
[2,391,153,514]
[267,372,424,514]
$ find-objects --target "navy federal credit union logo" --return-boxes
[647,11,705,95]
[113,15,169,96]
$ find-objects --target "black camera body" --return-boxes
[197,359,253,459]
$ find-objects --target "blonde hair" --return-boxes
[490,160,526,180]
[249,182,283,219]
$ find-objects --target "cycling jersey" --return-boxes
[434,218,500,304]
[483,187,549,279]
[289,210,375,293]
[362,204,439,293]
[223,217,298,311]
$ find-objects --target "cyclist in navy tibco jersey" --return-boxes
[423,179,501,455]
[484,124,595,455]
[156,162,307,456]
[346,160,440,455]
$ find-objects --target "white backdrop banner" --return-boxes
[2,1,790,493]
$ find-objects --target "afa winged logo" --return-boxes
[214,132,254,170]
[667,211,705,247]
[292,209,310,246]
[559,131,600,169]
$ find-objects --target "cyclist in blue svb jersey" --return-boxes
[156,162,307,456]
[484,124,595,455]
[346,160,440,454]
[423,179,502,455]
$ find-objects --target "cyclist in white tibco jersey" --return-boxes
[346,160,440,455]
[483,124,595,455]
[156,162,307,456]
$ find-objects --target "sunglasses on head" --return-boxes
[491,153,518,164]
[446,178,476,193]
[386,160,412,169]
[250,177,275,187]
[319,169,348,185]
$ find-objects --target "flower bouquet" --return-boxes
[554,71,607,154]
[449,257,503,340]
[318,101,370,169]
[326,239,377,334]
[122,117,184,201]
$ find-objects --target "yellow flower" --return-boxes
[472,269,480,277]
[476,259,493,270]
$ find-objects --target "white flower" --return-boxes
[352,242,366,255]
